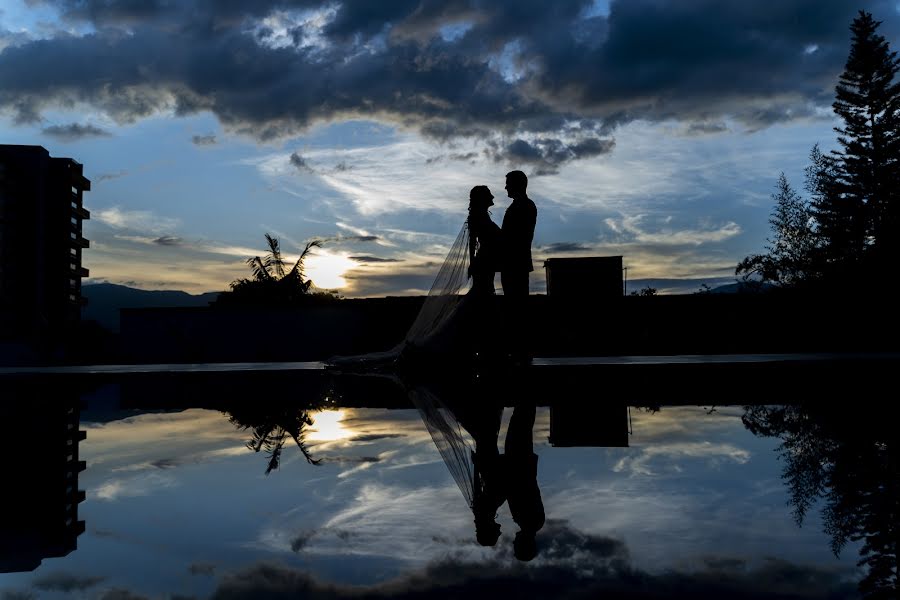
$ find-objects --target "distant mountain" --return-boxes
[82,283,221,332]
[706,281,774,294]
[625,277,737,295]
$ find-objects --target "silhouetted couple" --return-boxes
[325,170,536,371]
[467,170,537,364]
[456,391,544,561]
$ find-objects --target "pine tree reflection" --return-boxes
[742,405,898,599]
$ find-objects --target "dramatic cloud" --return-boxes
[206,522,858,599]
[4,0,891,165]
[191,134,217,146]
[41,123,110,141]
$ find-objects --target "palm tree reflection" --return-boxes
[742,405,898,599]
[226,405,323,474]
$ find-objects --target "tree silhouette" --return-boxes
[738,11,900,285]
[226,404,323,474]
[215,235,333,306]
[832,11,900,262]
[742,405,899,598]
[736,173,817,286]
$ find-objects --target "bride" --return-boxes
[327,185,502,371]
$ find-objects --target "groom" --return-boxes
[501,170,537,362]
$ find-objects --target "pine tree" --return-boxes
[805,144,844,273]
[831,11,900,261]
[736,173,815,286]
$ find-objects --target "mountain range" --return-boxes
[82,283,221,332]
[82,278,755,332]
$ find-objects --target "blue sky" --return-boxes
[2,0,899,295]
[0,404,861,598]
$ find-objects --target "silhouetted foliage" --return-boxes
[736,173,817,286]
[225,403,324,474]
[832,11,900,262]
[739,11,900,286]
[742,405,899,599]
[215,234,337,307]
[629,286,658,296]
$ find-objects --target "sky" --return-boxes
[0,401,861,599]
[3,0,900,296]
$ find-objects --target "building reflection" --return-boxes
[0,391,86,572]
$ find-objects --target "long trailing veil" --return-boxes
[326,220,472,369]
[406,383,479,509]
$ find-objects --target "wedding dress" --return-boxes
[326,220,480,371]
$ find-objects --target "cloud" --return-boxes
[32,572,105,593]
[605,215,742,246]
[540,242,591,253]
[684,121,730,136]
[489,136,615,175]
[0,591,35,600]
[3,0,883,158]
[96,170,128,182]
[289,151,313,172]
[348,255,401,264]
[97,589,148,600]
[191,134,217,145]
[153,235,183,246]
[41,123,111,141]
[205,528,858,599]
[290,531,314,552]
[94,207,181,234]
[93,471,178,500]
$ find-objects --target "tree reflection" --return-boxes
[742,405,898,599]
[225,405,323,474]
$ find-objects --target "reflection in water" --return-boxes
[406,369,545,560]
[225,402,325,473]
[0,395,86,573]
[743,405,899,599]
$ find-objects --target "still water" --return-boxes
[0,368,889,599]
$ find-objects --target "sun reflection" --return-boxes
[307,409,354,442]
[305,251,357,289]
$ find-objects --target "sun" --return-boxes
[307,409,354,442]
[304,251,358,290]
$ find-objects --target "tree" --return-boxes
[226,404,322,474]
[215,234,332,307]
[805,144,845,273]
[742,405,899,599]
[736,173,816,286]
[831,11,900,261]
[629,286,657,296]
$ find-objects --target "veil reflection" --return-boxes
[406,368,545,560]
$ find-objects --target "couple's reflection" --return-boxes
[407,369,544,561]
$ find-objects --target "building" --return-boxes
[0,145,90,356]
[543,256,623,299]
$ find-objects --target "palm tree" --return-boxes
[217,234,324,306]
